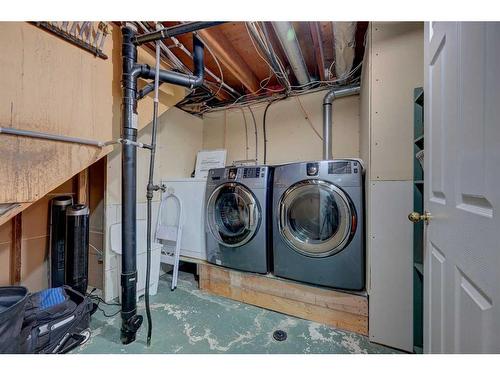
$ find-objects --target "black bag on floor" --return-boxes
[0,286,29,354]
[20,285,94,354]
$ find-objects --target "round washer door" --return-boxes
[207,182,261,247]
[278,179,356,257]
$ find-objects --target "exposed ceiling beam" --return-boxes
[197,27,261,93]
[309,22,326,81]
[139,22,234,102]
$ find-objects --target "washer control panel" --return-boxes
[243,167,263,179]
[207,166,270,188]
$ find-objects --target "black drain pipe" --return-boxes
[120,23,213,345]
[121,26,141,345]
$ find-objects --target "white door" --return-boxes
[423,22,500,353]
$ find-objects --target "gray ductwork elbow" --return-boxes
[322,85,360,160]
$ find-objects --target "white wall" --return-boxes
[203,89,360,165]
[360,22,424,352]
[103,107,203,301]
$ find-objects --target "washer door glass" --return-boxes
[207,183,260,247]
[279,180,355,257]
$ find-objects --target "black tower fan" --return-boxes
[65,204,90,295]
[49,196,73,288]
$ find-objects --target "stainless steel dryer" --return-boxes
[272,159,364,290]
[205,166,272,274]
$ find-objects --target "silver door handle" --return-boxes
[280,203,286,229]
[247,203,255,228]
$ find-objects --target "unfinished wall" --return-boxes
[360,22,424,352]
[0,178,74,290]
[0,22,186,226]
[203,89,360,165]
[103,107,204,301]
[0,22,188,292]
[0,22,114,206]
[0,167,107,291]
[88,158,106,290]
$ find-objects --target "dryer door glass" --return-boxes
[279,180,355,257]
[207,183,260,247]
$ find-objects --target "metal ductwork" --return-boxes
[323,86,360,160]
[271,22,311,86]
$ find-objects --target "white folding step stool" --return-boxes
[155,187,183,291]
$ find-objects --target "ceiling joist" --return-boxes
[309,22,326,81]
[197,27,261,93]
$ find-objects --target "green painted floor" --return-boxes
[76,271,400,354]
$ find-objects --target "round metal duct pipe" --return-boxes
[323,86,360,160]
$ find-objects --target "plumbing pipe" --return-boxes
[138,35,204,88]
[0,126,107,147]
[170,35,240,98]
[137,81,163,100]
[0,126,154,150]
[322,86,360,160]
[137,22,190,75]
[120,25,142,346]
[144,35,161,348]
[134,21,224,45]
[120,24,206,345]
[271,22,311,86]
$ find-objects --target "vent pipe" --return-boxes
[271,22,311,86]
[323,86,360,160]
[120,22,216,345]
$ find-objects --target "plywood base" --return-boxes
[198,263,368,336]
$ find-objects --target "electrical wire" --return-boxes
[89,243,103,259]
[87,288,121,318]
[245,22,289,89]
[199,60,363,114]
[262,99,278,164]
[296,96,323,140]
[248,106,258,163]
[240,108,249,160]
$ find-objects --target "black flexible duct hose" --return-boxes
[262,100,277,164]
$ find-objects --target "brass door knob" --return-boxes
[408,211,432,224]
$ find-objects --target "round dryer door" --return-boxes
[207,182,261,247]
[278,179,356,257]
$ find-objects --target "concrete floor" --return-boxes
[76,270,400,354]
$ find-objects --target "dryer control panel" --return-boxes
[328,160,360,175]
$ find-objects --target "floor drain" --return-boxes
[273,330,287,341]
